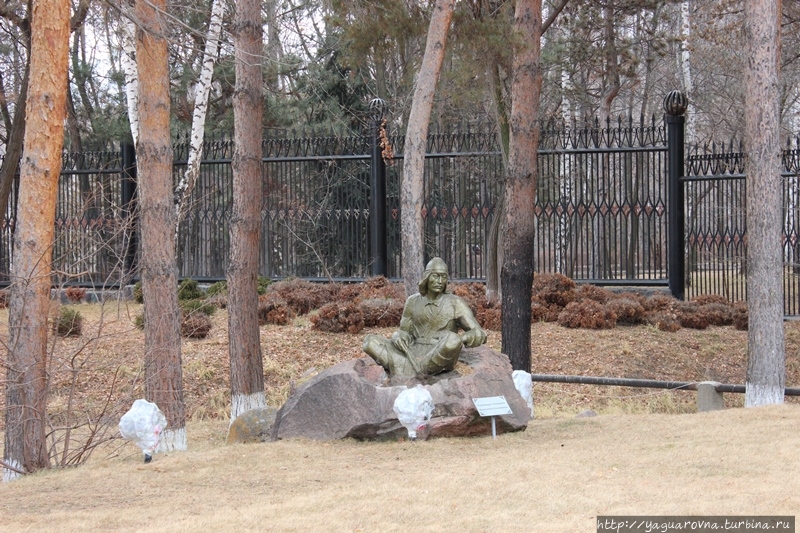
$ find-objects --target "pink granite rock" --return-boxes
[271,345,530,441]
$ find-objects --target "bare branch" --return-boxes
[542,0,569,35]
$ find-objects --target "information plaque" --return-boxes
[472,396,512,417]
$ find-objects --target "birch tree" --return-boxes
[3,0,69,482]
[400,0,455,295]
[228,0,266,421]
[121,15,139,144]
[743,0,785,406]
[175,0,224,227]
[136,0,187,449]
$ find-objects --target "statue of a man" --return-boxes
[362,257,487,378]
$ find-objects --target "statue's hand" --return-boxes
[391,330,412,354]
[461,328,487,348]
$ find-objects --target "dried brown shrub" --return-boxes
[181,313,212,338]
[477,302,502,331]
[606,298,645,325]
[450,282,486,315]
[531,301,550,322]
[577,284,615,304]
[258,293,296,325]
[675,303,709,330]
[733,301,748,330]
[310,302,365,334]
[698,303,734,326]
[557,300,617,329]
[338,276,405,304]
[643,293,679,312]
[617,292,647,306]
[206,293,228,309]
[647,312,681,332]
[532,273,577,307]
[0,290,8,309]
[270,278,338,315]
[360,298,403,328]
[691,294,729,306]
[65,286,87,303]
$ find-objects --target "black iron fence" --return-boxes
[682,139,800,315]
[2,92,798,315]
[0,113,679,292]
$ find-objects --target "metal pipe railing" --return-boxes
[531,374,800,396]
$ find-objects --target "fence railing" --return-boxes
[2,116,670,288]
[682,139,800,315]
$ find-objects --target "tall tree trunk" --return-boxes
[136,0,186,449]
[0,60,29,223]
[3,0,69,482]
[400,0,455,296]
[744,0,785,407]
[485,61,510,304]
[501,0,541,373]
[175,0,224,229]
[228,0,265,421]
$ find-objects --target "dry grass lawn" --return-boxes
[1,300,800,531]
[1,407,798,532]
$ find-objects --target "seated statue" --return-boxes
[362,257,487,379]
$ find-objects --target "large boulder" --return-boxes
[271,345,531,441]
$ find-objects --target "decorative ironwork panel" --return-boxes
[684,139,800,315]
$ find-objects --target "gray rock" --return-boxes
[271,345,531,441]
[575,409,598,418]
[227,406,279,444]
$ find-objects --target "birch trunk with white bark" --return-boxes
[175,0,224,228]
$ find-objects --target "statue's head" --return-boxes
[418,257,448,296]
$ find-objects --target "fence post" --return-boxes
[665,91,687,300]
[121,143,138,279]
[368,98,388,277]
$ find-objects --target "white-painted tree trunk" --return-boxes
[2,459,22,482]
[156,427,188,453]
[175,0,224,228]
[121,19,139,145]
[230,392,267,423]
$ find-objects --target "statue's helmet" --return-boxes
[418,257,448,296]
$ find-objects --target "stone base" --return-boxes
[271,345,531,441]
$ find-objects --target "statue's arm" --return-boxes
[454,297,487,348]
[391,296,415,353]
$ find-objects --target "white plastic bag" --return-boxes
[512,370,534,418]
[119,399,167,461]
[393,385,434,440]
